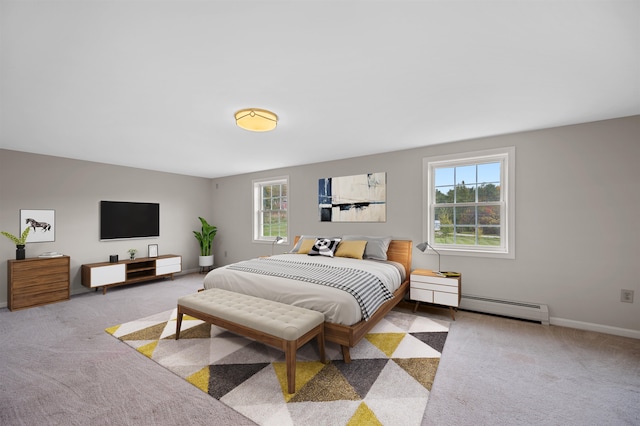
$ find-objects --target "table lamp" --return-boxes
[416,241,444,276]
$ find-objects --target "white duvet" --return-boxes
[202,253,405,325]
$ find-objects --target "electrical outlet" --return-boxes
[621,289,634,303]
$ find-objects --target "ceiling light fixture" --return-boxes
[234,108,278,132]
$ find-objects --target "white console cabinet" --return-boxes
[156,256,181,276]
[82,255,181,294]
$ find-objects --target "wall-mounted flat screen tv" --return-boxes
[100,201,160,240]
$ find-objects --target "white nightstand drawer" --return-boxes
[434,291,459,307]
[410,274,457,287]
[411,281,458,295]
[410,287,434,303]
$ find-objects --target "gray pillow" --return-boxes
[342,235,392,261]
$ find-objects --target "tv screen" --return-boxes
[100,201,160,240]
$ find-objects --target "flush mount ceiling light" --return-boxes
[234,108,278,132]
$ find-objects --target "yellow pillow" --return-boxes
[334,240,367,259]
[297,239,316,254]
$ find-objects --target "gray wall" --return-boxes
[0,151,213,301]
[1,116,638,336]
[211,116,640,336]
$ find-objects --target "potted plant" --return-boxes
[193,217,217,270]
[127,248,137,260]
[1,227,31,260]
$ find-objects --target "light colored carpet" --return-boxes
[1,273,638,425]
[106,308,450,425]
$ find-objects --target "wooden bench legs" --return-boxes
[176,306,326,394]
[284,328,326,394]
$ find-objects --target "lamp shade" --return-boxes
[235,108,278,132]
[271,236,284,255]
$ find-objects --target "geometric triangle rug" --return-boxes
[106,308,449,426]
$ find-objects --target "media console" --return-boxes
[81,255,181,294]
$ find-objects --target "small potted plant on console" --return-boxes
[1,227,31,260]
[128,248,137,260]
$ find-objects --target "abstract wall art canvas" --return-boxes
[318,172,386,222]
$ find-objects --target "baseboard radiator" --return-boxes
[460,294,550,325]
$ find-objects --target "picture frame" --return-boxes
[318,172,387,222]
[148,244,158,258]
[20,209,55,243]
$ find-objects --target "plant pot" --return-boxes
[199,255,214,267]
[16,245,26,260]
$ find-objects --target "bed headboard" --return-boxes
[387,240,413,279]
[292,236,413,279]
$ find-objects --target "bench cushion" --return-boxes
[178,288,325,341]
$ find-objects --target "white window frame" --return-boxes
[422,147,515,259]
[252,176,289,244]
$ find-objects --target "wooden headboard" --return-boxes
[387,240,413,279]
[292,236,413,279]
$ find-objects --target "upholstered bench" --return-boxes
[176,288,326,393]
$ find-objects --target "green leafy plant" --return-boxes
[193,217,217,256]
[1,227,30,246]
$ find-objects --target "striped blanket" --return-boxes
[227,257,394,321]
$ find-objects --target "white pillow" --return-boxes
[308,238,342,257]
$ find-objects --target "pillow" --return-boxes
[290,235,319,253]
[308,238,342,257]
[297,239,316,254]
[342,235,392,260]
[289,235,340,254]
[334,240,367,260]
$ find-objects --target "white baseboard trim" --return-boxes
[550,317,640,340]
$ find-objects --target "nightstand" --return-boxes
[410,269,461,320]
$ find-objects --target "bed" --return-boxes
[202,236,412,362]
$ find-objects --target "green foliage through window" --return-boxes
[433,162,502,246]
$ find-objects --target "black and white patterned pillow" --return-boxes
[308,238,342,257]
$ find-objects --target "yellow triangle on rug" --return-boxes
[348,402,383,425]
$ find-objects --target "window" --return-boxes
[423,147,515,259]
[253,176,288,243]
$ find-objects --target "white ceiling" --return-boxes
[1,1,639,179]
